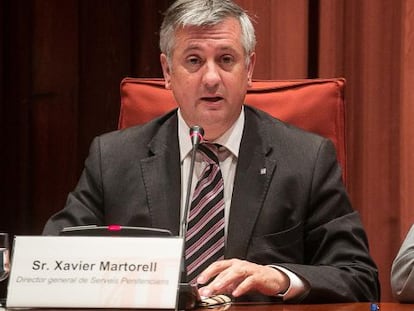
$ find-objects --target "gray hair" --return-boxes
[159,0,256,65]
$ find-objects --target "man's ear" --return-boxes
[247,52,256,87]
[160,53,172,89]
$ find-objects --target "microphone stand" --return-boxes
[177,126,204,310]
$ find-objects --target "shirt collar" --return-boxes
[178,107,245,162]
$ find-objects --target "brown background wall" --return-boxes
[1,0,413,302]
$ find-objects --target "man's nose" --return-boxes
[202,62,220,91]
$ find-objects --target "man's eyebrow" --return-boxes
[183,45,202,53]
[180,44,204,56]
[217,45,237,52]
[182,44,238,54]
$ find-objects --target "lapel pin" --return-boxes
[260,168,266,175]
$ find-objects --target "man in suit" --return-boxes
[391,225,414,302]
[43,0,380,303]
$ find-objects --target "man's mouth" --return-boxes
[201,96,223,102]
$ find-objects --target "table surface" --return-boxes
[201,302,414,311]
[3,303,412,311]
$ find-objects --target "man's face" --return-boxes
[161,17,255,141]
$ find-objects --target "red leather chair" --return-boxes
[119,77,347,183]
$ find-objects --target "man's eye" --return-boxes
[187,57,201,66]
[220,55,235,70]
[184,56,203,72]
[221,55,234,64]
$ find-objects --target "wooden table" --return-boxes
[192,303,414,311]
[2,303,413,311]
[25,303,410,311]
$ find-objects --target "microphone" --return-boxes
[189,125,204,150]
[180,125,204,237]
[178,125,204,309]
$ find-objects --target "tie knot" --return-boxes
[198,143,220,164]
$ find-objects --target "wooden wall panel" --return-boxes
[0,0,168,235]
[237,0,309,79]
[319,0,345,77]
[31,0,80,234]
[399,0,414,239]
[0,0,33,236]
[131,0,171,77]
[319,0,406,301]
[0,2,3,128]
[77,0,133,168]
[343,0,402,301]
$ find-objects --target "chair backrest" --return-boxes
[119,77,347,183]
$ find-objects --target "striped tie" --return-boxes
[185,143,225,284]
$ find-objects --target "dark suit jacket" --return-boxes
[391,224,414,302]
[43,106,380,303]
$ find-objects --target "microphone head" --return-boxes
[189,126,204,148]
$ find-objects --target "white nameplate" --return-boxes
[7,236,183,309]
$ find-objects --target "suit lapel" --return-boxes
[140,113,181,235]
[226,108,277,259]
